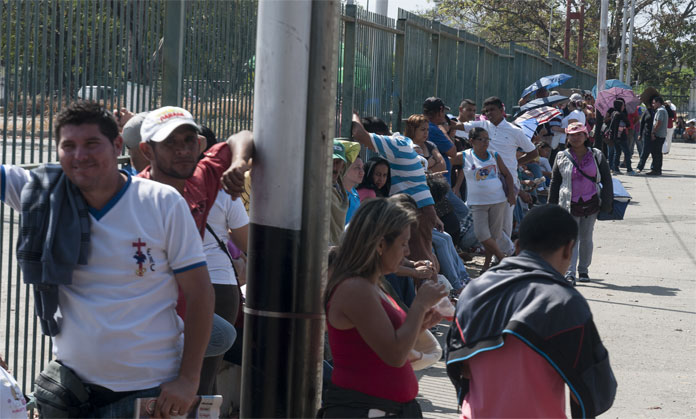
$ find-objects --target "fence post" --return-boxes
[162,0,186,106]
[431,21,441,96]
[340,4,357,137]
[393,10,406,132]
[476,36,485,107]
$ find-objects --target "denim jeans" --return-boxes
[446,189,470,223]
[384,274,416,307]
[432,229,469,289]
[612,139,632,172]
[94,386,161,418]
[566,212,597,277]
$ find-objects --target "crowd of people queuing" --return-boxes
[2,83,676,418]
[322,86,686,416]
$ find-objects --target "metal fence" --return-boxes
[337,5,596,136]
[1,0,595,398]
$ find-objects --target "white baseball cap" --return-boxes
[140,106,200,143]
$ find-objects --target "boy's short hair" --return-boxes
[518,205,578,254]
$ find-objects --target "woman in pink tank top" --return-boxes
[319,198,447,418]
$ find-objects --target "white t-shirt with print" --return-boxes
[1,166,207,391]
[461,119,536,187]
[202,192,249,285]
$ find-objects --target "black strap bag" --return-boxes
[33,360,93,418]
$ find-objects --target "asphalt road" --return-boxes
[418,141,696,418]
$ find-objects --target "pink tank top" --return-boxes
[327,294,419,402]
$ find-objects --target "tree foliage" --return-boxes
[424,0,695,92]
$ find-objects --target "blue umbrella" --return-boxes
[591,79,631,98]
[521,73,572,99]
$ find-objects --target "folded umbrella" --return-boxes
[595,87,640,116]
[521,73,572,99]
[513,95,568,119]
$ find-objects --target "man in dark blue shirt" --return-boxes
[423,97,457,184]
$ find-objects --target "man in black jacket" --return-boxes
[446,205,616,418]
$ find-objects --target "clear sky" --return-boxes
[351,0,436,19]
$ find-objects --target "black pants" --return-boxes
[318,385,422,418]
[637,136,664,173]
[198,283,240,395]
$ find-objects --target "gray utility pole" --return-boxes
[240,0,339,417]
[625,0,636,84]
[162,0,185,106]
[375,0,388,16]
[618,0,628,82]
[597,0,609,95]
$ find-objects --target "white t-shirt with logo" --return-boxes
[202,192,249,285]
[0,167,207,391]
[462,149,507,205]
[461,119,536,187]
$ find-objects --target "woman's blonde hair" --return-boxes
[404,114,429,140]
[325,198,416,304]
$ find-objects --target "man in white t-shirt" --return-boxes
[456,96,538,255]
[1,102,215,418]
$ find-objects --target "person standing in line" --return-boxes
[461,127,516,272]
[549,122,613,285]
[137,106,254,396]
[456,96,538,256]
[636,102,656,173]
[646,96,668,176]
[2,102,215,418]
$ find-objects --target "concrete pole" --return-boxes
[618,0,628,82]
[162,0,185,106]
[596,0,609,95]
[241,0,338,416]
[625,0,636,84]
[375,0,388,16]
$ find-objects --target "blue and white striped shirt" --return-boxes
[370,133,434,208]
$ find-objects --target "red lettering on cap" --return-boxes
[158,111,186,122]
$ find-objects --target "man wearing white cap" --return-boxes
[1,101,215,417]
[137,106,254,395]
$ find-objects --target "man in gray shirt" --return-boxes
[646,96,668,176]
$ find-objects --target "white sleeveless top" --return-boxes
[463,149,507,205]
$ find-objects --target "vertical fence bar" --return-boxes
[339,4,356,137]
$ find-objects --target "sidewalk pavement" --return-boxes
[416,141,696,418]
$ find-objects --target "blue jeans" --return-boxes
[205,313,237,357]
[94,386,161,418]
[446,189,470,223]
[432,230,469,289]
[612,140,632,172]
[384,274,415,307]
